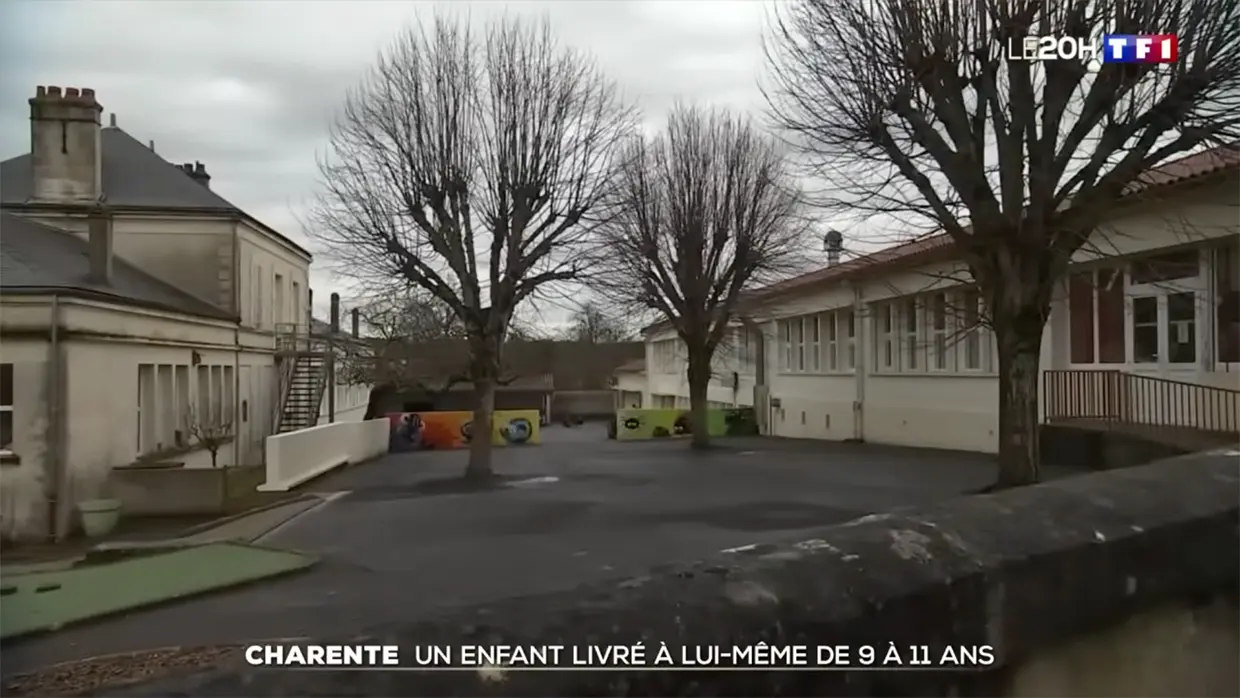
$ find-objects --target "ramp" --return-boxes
[0,542,318,641]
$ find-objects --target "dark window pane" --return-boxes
[0,364,11,406]
[1069,272,1095,363]
[1097,269,1126,363]
[1131,250,1199,284]
[1167,292,1196,364]
[0,412,11,450]
[1132,296,1159,363]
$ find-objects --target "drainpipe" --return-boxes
[233,326,241,466]
[47,294,66,541]
[328,293,339,423]
[738,315,768,435]
[851,281,866,442]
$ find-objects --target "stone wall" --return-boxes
[104,449,1239,697]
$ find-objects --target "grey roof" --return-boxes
[0,212,235,320]
[2,127,236,210]
[1,127,311,257]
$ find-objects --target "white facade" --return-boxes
[625,169,1239,453]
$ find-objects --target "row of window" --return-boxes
[777,289,993,375]
[777,309,858,373]
[248,264,304,331]
[137,364,236,456]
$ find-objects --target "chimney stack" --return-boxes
[178,161,211,189]
[824,229,844,267]
[351,308,360,338]
[307,288,314,327]
[29,85,103,202]
[87,205,114,285]
[108,113,117,128]
[330,293,341,333]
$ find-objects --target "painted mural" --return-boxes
[387,410,541,452]
[614,408,758,440]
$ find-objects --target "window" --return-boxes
[1217,243,1239,363]
[1131,250,1198,285]
[1167,292,1196,364]
[1,364,13,453]
[1068,272,1096,363]
[138,363,194,456]
[792,317,804,371]
[961,290,981,370]
[274,273,285,326]
[877,303,895,370]
[903,297,919,371]
[780,320,792,371]
[1132,296,1159,363]
[1097,268,1126,363]
[825,311,838,371]
[252,265,263,329]
[808,316,821,371]
[844,310,856,370]
[929,293,948,370]
[292,280,302,328]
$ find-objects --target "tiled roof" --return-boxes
[0,212,236,320]
[1,126,311,257]
[746,143,1240,303]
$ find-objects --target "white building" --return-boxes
[0,85,367,542]
[619,145,1240,452]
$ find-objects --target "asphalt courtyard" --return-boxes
[3,425,1064,675]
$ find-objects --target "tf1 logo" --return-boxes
[1006,34,1178,66]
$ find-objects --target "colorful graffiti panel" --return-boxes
[388,410,541,452]
[614,407,758,440]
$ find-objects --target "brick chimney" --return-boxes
[29,86,103,202]
[179,161,211,189]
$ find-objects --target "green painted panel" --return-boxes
[0,543,318,640]
[615,407,758,440]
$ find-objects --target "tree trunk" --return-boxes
[686,350,711,449]
[465,378,496,482]
[993,314,1045,489]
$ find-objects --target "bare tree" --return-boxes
[308,16,636,480]
[593,105,809,448]
[186,408,233,468]
[766,0,1240,487]
[564,301,631,342]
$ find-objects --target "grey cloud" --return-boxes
[1,0,781,323]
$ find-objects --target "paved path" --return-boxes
[2,426,1073,675]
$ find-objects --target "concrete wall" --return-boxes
[118,450,1239,696]
[260,418,388,492]
[109,465,228,516]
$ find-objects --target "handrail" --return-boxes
[272,355,298,434]
[1043,369,1240,436]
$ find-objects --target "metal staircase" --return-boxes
[276,354,329,434]
[272,323,333,435]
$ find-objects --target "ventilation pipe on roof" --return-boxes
[824,229,844,266]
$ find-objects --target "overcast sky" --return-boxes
[0,0,788,328]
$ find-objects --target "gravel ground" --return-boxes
[2,646,239,696]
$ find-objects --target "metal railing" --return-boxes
[1043,369,1240,436]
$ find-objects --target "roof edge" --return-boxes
[0,286,240,323]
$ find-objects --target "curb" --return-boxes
[165,493,321,539]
